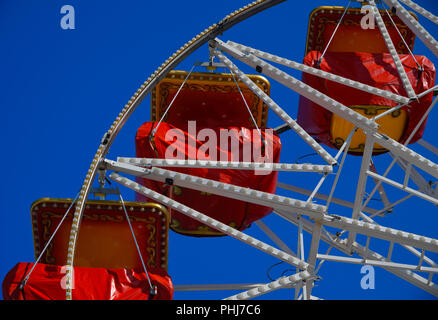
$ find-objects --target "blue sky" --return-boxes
[1,0,438,300]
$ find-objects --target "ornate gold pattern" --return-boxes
[305,7,417,55]
[151,71,270,128]
[31,198,169,270]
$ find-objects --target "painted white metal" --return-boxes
[366,170,438,205]
[224,271,313,300]
[60,0,438,300]
[255,220,296,256]
[225,40,411,104]
[371,131,438,179]
[393,154,437,197]
[108,172,310,270]
[277,182,380,216]
[275,210,438,296]
[275,208,438,254]
[216,41,438,182]
[63,0,287,299]
[365,194,413,219]
[398,0,438,25]
[369,0,417,99]
[305,222,323,300]
[117,157,333,174]
[104,159,327,219]
[174,283,266,292]
[360,96,438,210]
[359,212,438,269]
[213,39,379,133]
[382,0,438,58]
[347,135,375,247]
[320,214,438,254]
[369,161,392,211]
[418,139,438,157]
[215,50,337,165]
[316,254,438,273]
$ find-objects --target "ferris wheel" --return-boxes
[3,0,438,300]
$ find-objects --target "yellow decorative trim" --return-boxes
[305,6,418,55]
[330,105,407,154]
[151,70,271,128]
[170,217,239,236]
[30,198,170,270]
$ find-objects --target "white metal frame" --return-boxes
[58,0,438,300]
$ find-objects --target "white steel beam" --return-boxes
[418,139,438,157]
[108,172,310,271]
[305,221,322,300]
[276,209,438,253]
[214,41,438,179]
[320,214,438,253]
[350,239,438,296]
[276,182,381,216]
[360,212,438,269]
[117,157,333,174]
[174,283,266,292]
[276,210,438,296]
[213,46,438,180]
[215,50,337,165]
[224,271,312,300]
[382,0,438,58]
[317,254,438,273]
[216,40,438,178]
[213,39,379,133]
[398,0,438,25]
[347,136,374,247]
[371,131,438,179]
[370,161,393,211]
[393,153,437,197]
[104,159,327,219]
[360,95,438,210]
[255,220,296,256]
[225,40,411,104]
[369,0,417,98]
[366,170,438,205]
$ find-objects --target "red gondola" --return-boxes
[297,6,436,154]
[136,71,281,236]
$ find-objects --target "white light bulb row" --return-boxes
[224,271,312,300]
[322,213,438,253]
[372,132,438,180]
[146,166,327,217]
[104,159,327,218]
[116,157,333,174]
[398,0,438,25]
[382,0,438,57]
[214,39,379,135]
[215,50,337,166]
[226,40,411,105]
[109,172,310,271]
[369,1,417,99]
[64,0,277,301]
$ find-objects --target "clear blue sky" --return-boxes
[1,0,438,300]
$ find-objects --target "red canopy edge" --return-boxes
[135,121,281,237]
[297,51,436,149]
[3,262,173,300]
